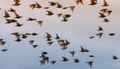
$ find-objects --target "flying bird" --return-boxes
[86,61,93,68]
[102,0,109,7]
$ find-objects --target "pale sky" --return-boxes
[0,0,120,69]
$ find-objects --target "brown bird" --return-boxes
[62,56,69,62]
[36,2,42,8]
[44,7,49,9]
[64,14,71,18]
[13,11,22,19]
[5,19,17,24]
[48,2,56,6]
[61,16,68,22]
[1,49,8,52]
[103,18,110,22]
[97,26,103,31]
[46,10,54,16]
[13,0,20,6]
[100,8,108,13]
[30,4,36,9]
[96,32,103,38]
[102,0,109,7]
[15,22,23,27]
[69,51,75,57]
[21,34,27,39]
[4,10,10,18]
[47,41,53,46]
[106,10,112,15]
[8,8,16,12]
[99,12,106,18]
[75,0,84,5]
[57,13,62,17]
[69,6,75,12]
[37,21,43,26]
[86,61,93,68]
[89,36,95,39]
[0,41,6,46]
[46,32,52,38]
[27,17,36,21]
[56,2,62,8]
[89,0,97,5]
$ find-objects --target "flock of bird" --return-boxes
[0,0,119,69]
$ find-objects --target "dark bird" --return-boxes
[89,0,97,5]
[106,10,112,15]
[89,36,95,39]
[108,33,115,36]
[103,18,110,22]
[4,10,10,18]
[61,16,68,22]
[29,40,34,44]
[100,8,108,13]
[62,57,68,62]
[8,8,16,12]
[50,61,56,65]
[46,10,54,16]
[57,13,62,17]
[96,32,103,38]
[99,12,106,18]
[36,2,42,8]
[13,0,20,6]
[46,32,52,38]
[32,45,38,48]
[13,11,22,19]
[56,2,62,8]
[31,33,38,36]
[97,26,103,31]
[89,55,95,57]
[64,14,71,18]
[48,2,56,6]
[69,6,75,12]
[15,22,23,27]
[1,49,8,52]
[69,51,75,57]
[5,19,17,24]
[47,41,53,46]
[21,34,27,39]
[102,0,109,7]
[27,17,36,21]
[86,61,93,68]
[55,34,60,39]
[112,55,118,60]
[75,0,84,5]
[80,46,89,52]
[74,58,79,63]
[37,20,43,26]
[30,3,36,9]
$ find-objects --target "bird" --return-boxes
[29,40,34,45]
[69,6,75,12]
[47,41,53,46]
[69,51,75,57]
[37,21,43,26]
[75,0,84,5]
[112,55,118,60]
[27,17,36,21]
[62,57,69,62]
[32,45,38,48]
[64,14,71,18]
[97,26,103,31]
[35,2,42,8]
[1,49,8,52]
[102,0,109,7]
[99,12,106,18]
[89,0,97,5]
[5,19,17,24]
[56,2,62,8]
[8,8,16,12]
[96,32,103,38]
[89,55,95,57]
[31,33,38,36]
[46,32,52,38]
[46,10,54,16]
[103,18,110,22]
[13,0,21,6]
[80,46,89,52]
[48,2,56,6]
[15,22,23,27]
[4,10,10,18]
[57,13,62,17]
[86,61,93,68]
[55,34,60,39]
[30,3,36,9]
[89,36,95,39]
[108,33,115,36]
[13,11,22,19]
[74,58,79,63]
[106,10,112,15]
[50,61,56,65]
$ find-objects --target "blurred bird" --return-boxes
[32,45,38,48]
[37,20,43,26]
[15,22,23,27]
[29,40,34,45]
[27,17,36,21]
[1,49,8,52]
[36,2,42,8]
[86,61,93,68]
[69,6,75,12]
[74,58,79,63]
[57,13,62,17]
[96,32,103,38]
[112,55,118,60]
[69,51,75,57]
[30,4,36,9]
[80,46,89,52]
[50,61,56,65]
[97,26,103,31]
[31,33,38,36]
[106,10,112,15]
[89,55,95,57]
[64,14,71,18]
[108,33,115,36]
[75,0,84,5]
[5,19,17,23]
[89,36,95,39]
[13,0,20,6]
[48,2,56,6]
[89,0,97,5]
[47,41,53,46]
[8,8,16,12]
[55,34,60,39]
[4,10,10,18]
[99,12,106,18]
[56,2,62,8]
[46,32,52,38]
[62,57,68,62]
[13,11,22,19]
[102,0,109,7]
[46,10,54,16]
[103,18,110,22]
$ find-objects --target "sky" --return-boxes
[0,0,120,69]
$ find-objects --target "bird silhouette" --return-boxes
[37,21,43,26]
[13,11,22,19]
[102,0,109,7]
[74,58,79,63]
[4,10,10,18]
[48,2,56,6]
[50,61,56,65]
[89,0,97,5]
[86,61,93,68]
[1,49,8,52]
[112,55,118,60]
[96,32,103,38]
[62,57,69,62]
[80,46,89,52]
[97,26,103,31]
[46,10,54,16]
[13,0,21,6]
[69,51,75,57]
[75,0,84,5]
